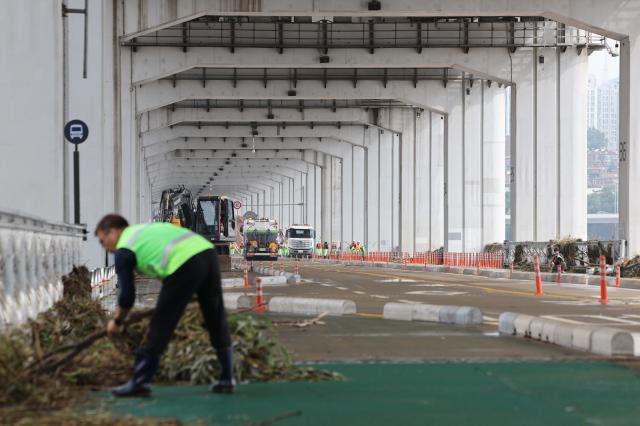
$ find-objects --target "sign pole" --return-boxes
[74,144,80,224]
[64,119,88,225]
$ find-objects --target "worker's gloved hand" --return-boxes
[107,319,125,337]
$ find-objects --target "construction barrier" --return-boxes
[316,249,504,270]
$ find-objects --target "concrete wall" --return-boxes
[0,1,64,221]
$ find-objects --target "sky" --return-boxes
[588,41,620,83]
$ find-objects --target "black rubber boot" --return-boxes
[210,347,236,394]
[112,350,160,397]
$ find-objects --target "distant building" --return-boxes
[587,75,598,129]
[597,79,619,151]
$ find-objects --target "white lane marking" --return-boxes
[413,284,447,288]
[370,294,390,299]
[482,315,499,322]
[320,283,334,287]
[573,315,640,325]
[352,290,366,295]
[397,299,419,304]
[377,278,418,283]
[336,286,349,291]
[541,300,600,306]
[405,290,467,296]
[540,315,586,324]
[620,314,640,320]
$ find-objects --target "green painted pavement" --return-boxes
[102,362,640,425]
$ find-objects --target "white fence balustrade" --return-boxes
[0,210,85,328]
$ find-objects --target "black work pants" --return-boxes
[143,248,232,355]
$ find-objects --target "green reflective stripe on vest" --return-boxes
[126,224,150,246]
[160,232,194,269]
[116,223,214,278]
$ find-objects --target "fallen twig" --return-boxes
[271,312,328,328]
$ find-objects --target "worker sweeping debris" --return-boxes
[94,214,235,397]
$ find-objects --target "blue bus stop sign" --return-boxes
[64,119,89,144]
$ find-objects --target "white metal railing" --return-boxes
[90,265,119,311]
[0,210,85,328]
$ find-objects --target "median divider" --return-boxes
[252,275,288,287]
[252,265,302,284]
[499,311,640,356]
[223,293,253,310]
[221,278,246,289]
[383,303,482,326]
[268,297,356,316]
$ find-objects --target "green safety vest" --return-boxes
[116,223,214,279]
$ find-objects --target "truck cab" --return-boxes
[286,224,315,258]
[244,218,279,261]
[193,195,236,255]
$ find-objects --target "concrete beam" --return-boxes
[141,126,370,150]
[121,1,632,41]
[142,107,373,132]
[131,47,514,87]
[137,79,462,114]
[145,158,311,173]
[144,137,352,158]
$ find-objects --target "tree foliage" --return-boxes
[588,186,617,213]
[588,127,608,150]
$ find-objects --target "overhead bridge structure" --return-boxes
[2,1,639,267]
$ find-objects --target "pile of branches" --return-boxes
[0,267,342,424]
[621,255,640,278]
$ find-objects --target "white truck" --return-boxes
[286,224,315,258]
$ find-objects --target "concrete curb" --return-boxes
[499,311,640,356]
[253,275,288,286]
[383,303,482,325]
[251,265,301,283]
[221,278,245,288]
[223,293,253,309]
[268,297,357,316]
[305,259,640,288]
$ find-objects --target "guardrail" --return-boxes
[0,210,85,327]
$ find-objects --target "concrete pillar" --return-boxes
[430,111,446,250]
[619,34,640,255]
[379,130,394,251]
[446,82,464,252]
[385,109,416,254]
[511,47,588,242]
[559,48,588,240]
[464,77,483,252]
[321,154,331,245]
[331,155,343,248]
[352,145,366,244]
[366,127,381,251]
[483,83,507,246]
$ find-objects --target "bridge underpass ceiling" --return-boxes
[144,137,358,163]
[146,143,340,196]
[147,159,311,175]
[146,148,308,164]
[141,102,413,133]
[123,15,605,86]
[136,75,483,113]
[151,171,305,198]
[142,126,379,150]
